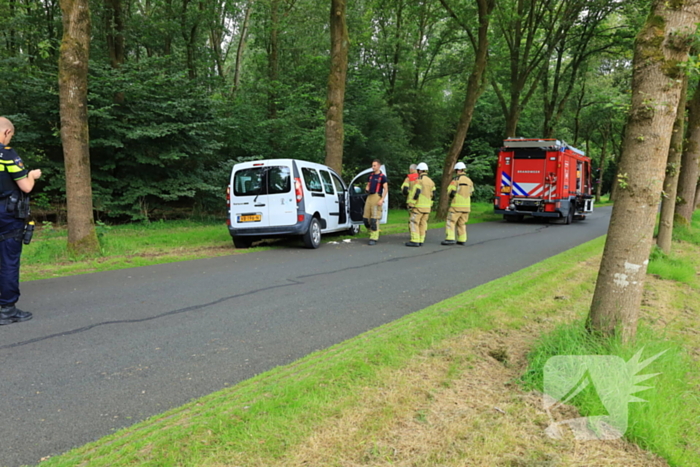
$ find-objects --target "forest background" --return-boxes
[0,0,649,221]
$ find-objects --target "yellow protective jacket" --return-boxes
[448,173,473,212]
[413,174,435,213]
[401,174,419,207]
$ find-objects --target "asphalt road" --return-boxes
[0,207,611,467]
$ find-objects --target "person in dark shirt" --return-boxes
[0,117,42,325]
[363,159,387,246]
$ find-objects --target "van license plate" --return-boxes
[238,214,261,222]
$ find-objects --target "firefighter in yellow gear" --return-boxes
[406,162,435,247]
[363,159,388,246]
[401,164,418,234]
[400,164,418,208]
[442,161,473,246]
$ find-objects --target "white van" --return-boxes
[227,159,388,248]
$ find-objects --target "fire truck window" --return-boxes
[513,149,546,159]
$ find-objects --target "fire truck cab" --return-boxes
[494,138,594,224]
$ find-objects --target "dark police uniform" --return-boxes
[0,145,29,307]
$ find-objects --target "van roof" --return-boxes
[232,159,339,172]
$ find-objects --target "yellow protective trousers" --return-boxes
[409,208,430,243]
[445,208,470,242]
[363,194,382,240]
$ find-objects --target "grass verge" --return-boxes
[22,203,499,281]
[521,211,700,467]
[41,227,687,467]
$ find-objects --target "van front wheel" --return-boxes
[303,218,322,249]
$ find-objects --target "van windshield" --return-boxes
[234,166,291,196]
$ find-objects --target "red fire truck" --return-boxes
[494,138,594,223]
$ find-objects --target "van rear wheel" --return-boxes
[303,218,322,249]
[233,236,253,249]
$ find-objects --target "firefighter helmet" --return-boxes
[454,162,466,170]
[416,162,429,171]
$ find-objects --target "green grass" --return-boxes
[22,203,500,281]
[647,246,697,285]
[521,210,700,467]
[521,322,699,466]
[38,232,608,467]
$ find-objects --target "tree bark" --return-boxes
[675,79,700,225]
[324,0,349,175]
[436,0,494,220]
[104,0,125,103]
[59,0,99,254]
[595,135,607,203]
[231,1,252,95]
[104,0,124,69]
[268,0,280,121]
[657,74,688,252]
[587,0,700,342]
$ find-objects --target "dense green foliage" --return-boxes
[0,0,646,220]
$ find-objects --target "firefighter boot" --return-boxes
[441,240,456,245]
[0,305,33,325]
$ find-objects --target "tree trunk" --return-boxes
[268,0,280,121]
[675,79,700,225]
[104,0,125,103]
[324,0,348,175]
[587,0,700,342]
[59,0,99,254]
[595,135,608,203]
[231,1,252,95]
[104,0,124,69]
[657,74,688,252]
[695,181,700,208]
[436,0,494,220]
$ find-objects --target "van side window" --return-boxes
[302,168,323,192]
[320,170,335,195]
[268,167,291,194]
[332,174,345,194]
[233,168,263,196]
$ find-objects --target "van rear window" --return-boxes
[234,166,290,196]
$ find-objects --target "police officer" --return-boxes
[363,159,387,246]
[0,117,41,325]
[442,161,473,246]
[406,162,435,247]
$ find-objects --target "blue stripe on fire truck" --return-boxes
[501,172,528,197]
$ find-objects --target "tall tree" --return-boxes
[490,0,564,137]
[657,74,688,253]
[675,78,700,225]
[436,0,494,220]
[324,0,348,174]
[59,0,99,253]
[587,0,700,341]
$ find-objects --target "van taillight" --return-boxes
[295,178,303,203]
[226,186,230,206]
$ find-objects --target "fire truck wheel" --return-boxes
[565,204,574,225]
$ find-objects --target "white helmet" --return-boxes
[416,162,429,171]
[454,162,466,170]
